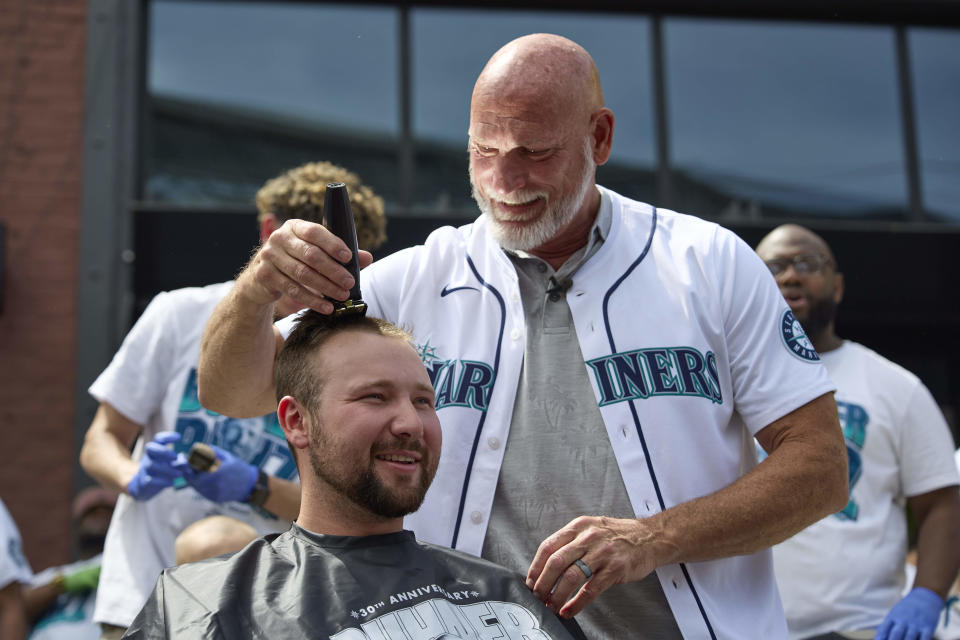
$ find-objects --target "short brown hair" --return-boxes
[274,311,412,416]
[255,161,387,251]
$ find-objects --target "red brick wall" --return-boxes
[0,0,86,571]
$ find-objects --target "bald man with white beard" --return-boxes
[198,34,848,639]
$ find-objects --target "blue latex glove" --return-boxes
[126,431,185,500]
[179,445,259,503]
[876,587,944,640]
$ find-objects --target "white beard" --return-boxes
[471,137,596,252]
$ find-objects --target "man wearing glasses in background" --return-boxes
[756,224,960,640]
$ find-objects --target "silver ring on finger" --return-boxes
[574,558,593,580]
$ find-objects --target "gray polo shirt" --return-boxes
[481,191,682,639]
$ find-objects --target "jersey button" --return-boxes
[488,437,500,450]
[510,329,521,341]
[470,511,483,524]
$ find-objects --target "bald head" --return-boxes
[756,224,845,352]
[473,34,604,123]
[756,224,837,267]
[467,34,615,259]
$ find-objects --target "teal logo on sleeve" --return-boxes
[780,309,820,362]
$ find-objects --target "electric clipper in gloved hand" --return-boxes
[178,444,260,505]
[324,182,367,318]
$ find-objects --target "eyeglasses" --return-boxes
[764,254,833,277]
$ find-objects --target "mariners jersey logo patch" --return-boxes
[780,309,820,362]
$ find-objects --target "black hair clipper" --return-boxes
[187,442,220,472]
[324,182,367,318]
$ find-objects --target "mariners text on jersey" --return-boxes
[421,356,495,411]
[587,346,722,406]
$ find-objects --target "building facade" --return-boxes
[1,0,958,570]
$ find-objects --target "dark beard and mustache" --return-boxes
[308,427,435,520]
[797,294,838,344]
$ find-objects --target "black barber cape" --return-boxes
[123,525,587,640]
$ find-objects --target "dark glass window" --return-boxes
[910,28,960,222]
[145,1,399,207]
[665,18,908,220]
[411,9,656,217]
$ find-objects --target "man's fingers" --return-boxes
[154,431,181,445]
[543,562,591,613]
[529,516,662,619]
[527,527,579,590]
[144,442,178,461]
[259,242,351,300]
[288,219,367,288]
[148,467,181,481]
[244,220,376,315]
[250,254,335,313]
[875,620,891,640]
[558,572,608,618]
[290,219,351,262]
[260,219,358,291]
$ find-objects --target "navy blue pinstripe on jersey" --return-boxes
[448,253,507,549]
[600,208,718,640]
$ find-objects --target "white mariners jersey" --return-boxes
[280,186,836,639]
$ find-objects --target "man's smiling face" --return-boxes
[304,330,441,519]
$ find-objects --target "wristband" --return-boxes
[245,469,270,508]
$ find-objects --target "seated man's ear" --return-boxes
[278,396,311,451]
[259,213,279,244]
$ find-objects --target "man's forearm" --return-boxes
[647,393,848,564]
[912,486,960,599]
[262,477,301,522]
[644,436,848,566]
[22,579,60,622]
[198,281,282,418]
[0,584,28,640]
[79,405,142,495]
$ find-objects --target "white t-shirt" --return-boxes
[0,498,32,588]
[773,340,960,639]
[88,281,298,628]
